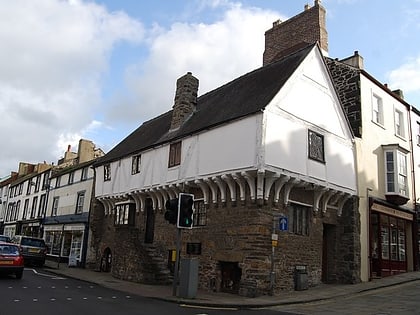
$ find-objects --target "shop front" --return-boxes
[370,200,414,278]
[43,223,86,267]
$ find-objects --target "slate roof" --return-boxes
[95,43,315,166]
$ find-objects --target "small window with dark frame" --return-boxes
[68,171,74,185]
[416,122,420,146]
[81,167,88,181]
[75,191,85,214]
[193,199,207,227]
[51,197,59,217]
[168,141,182,168]
[114,202,135,226]
[132,154,141,175]
[308,130,325,163]
[288,203,309,236]
[104,164,111,181]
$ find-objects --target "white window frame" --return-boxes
[51,197,59,216]
[372,94,384,126]
[384,146,409,197]
[394,108,405,138]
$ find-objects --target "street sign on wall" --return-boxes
[279,216,288,231]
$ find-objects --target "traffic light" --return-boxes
[177,193,194,229]
[164,198,178,225]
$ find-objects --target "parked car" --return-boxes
[11,235,47,267]
[0,235,11,243]
[0,242,24,279]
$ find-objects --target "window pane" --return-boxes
[381,226,389,259]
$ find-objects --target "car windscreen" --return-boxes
[21,238,45,247]
[0,245,20,255]
[0,236,10,242]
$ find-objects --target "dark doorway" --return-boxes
[220,261,242,293]
[100,247,112,272]
[144,198,155,244]
[322,223,336,283]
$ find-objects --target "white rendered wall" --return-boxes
[264,48,356,191]
[357,74,413,282]
[96,116,260,197]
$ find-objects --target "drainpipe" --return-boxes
[367,187,372,281]
[407,107,419,270]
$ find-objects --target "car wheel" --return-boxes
[15,271,23,279]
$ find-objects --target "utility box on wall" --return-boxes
[179,258,199,298]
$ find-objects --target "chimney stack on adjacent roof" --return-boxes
[170,72,199,130]
[263,0,328,65]
[339,51,364,69]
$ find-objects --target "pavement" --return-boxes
[42,260,420,309]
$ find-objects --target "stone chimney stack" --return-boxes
[340,51,364,69]
[170,72,199,130]
[263,0,328,66]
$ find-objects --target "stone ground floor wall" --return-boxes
[89,190,360,297]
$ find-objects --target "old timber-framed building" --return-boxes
[90,36,359,295]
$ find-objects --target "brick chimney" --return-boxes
[263,0,328,66]
[170,72,199,130]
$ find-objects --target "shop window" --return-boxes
[45,230,62,256]
[70,232,83,261]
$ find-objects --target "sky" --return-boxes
[0,0,419,178]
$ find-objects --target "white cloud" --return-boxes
[0,0,143,176]
[388,55,420,93]
[105,3,280,124]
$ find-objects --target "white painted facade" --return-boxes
[409,107,420,208]
[356,74,414,281]
[95,47,356,216]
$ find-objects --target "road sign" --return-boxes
[279,216,288,231]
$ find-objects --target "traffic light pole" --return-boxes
[172,228,182,296]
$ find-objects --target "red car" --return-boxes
[0,242,24,279]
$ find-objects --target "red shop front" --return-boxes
[370,201,415,278]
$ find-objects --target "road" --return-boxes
[0,268,294,315]
[269,280,420,315]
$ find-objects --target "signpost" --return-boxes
[270,214,288,295]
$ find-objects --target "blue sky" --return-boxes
[0,0,419,177]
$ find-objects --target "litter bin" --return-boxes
[294,265,308,291]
